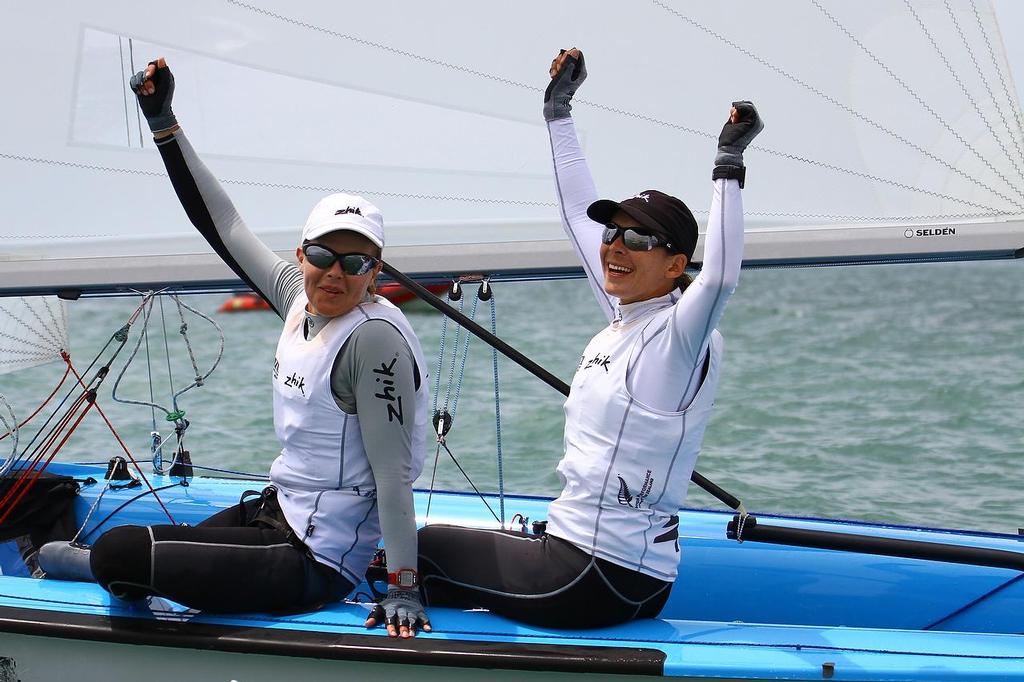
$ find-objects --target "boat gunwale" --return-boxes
[0,603,666,675]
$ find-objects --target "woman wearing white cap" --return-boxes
[414,50,762,628]
[50,59,430,637]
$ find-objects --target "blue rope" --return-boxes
[431,304,448,415]
[488,283,505,527]
[448,295,480,419]
[440,293,465,417]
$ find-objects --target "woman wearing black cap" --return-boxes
[415,49,762,629]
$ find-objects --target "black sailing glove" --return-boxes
[712,101,764,187]
[129,61,177,133]
[543,50,587,121]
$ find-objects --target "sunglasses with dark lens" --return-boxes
[301,243,379,275]
[601,223,673,252]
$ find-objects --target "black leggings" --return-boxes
[90,488,353,613]
[417,524,671,629]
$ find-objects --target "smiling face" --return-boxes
[296,230,382,317]
[600,210,688,305]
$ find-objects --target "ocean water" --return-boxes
[2,259,1022,534]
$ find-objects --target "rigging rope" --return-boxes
[142,313,162,469]
[111,292,225,475]
[485,281,506,526]
[79,482,186,543]
[70,476,115,545]
[0,295,177,527]
[0,362,71,443]
[425,278,506,527]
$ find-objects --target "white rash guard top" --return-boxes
[544,117,744,581]
[272,294,429,584]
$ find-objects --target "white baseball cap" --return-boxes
[301,193,385,249]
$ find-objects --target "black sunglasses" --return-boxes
[601,223,674,252]
[302,243,379,275]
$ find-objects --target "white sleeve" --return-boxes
[626,178,743,413]
[669,178,743,362]
[547,118,616,322]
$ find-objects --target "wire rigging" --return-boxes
[111,292,225,476]
[425,278,506,528]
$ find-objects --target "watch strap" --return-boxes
[712,164,746,188]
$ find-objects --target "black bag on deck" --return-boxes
[0,471,80,547]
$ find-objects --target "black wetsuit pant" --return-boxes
[90,487,353,613]
[417,524,672,629]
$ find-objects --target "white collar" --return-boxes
[614,291,678,325]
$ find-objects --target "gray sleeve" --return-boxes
[331,320,419,574]
[155,129,304,318]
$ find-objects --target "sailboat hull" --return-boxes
[0,462,1021,681]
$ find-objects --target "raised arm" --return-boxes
[668,103,763,362]
[544,50,615,322]
[131,59,301,319]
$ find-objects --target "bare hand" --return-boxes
[136,57,166,96]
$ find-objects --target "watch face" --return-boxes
[392,569,417,588]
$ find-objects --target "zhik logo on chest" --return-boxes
[275,358,307,396]
[577,352,613,372]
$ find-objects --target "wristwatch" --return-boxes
[387,568,419,589]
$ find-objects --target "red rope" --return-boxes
[0,392,87,511]
[0,348,177,528]
[0,397,93,526]
[0,353,72,442]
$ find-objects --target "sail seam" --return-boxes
[650,0,1024,211]
[812,0,1024,193]
[970,0,1024,164]
[219,0,1006,214]
[940,0,1024,185]
[3,150,1007,223]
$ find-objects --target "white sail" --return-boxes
[0,297,69,374]
[1,0,1022,295]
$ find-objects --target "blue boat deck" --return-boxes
[0,463,1022,680]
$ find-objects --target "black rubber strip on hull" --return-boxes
[0,605,665,675]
